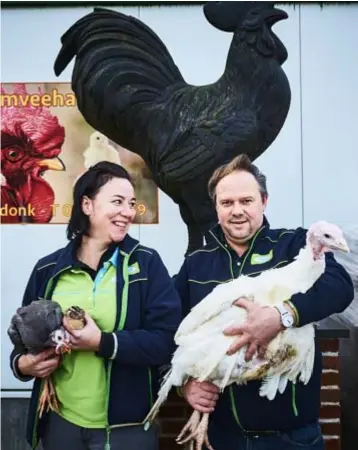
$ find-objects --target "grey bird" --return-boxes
[8,299,71,417]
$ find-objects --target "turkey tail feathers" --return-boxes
[143,368,175,426]
[259,374,281,401]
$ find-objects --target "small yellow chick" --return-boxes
[83,131,122,169]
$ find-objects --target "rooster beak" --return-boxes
[38,157,66,171]
[265,8,289,26]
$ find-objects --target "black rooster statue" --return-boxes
[54,1,291,255]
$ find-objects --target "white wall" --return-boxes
[300,4,358,227]
[1,3,357,393]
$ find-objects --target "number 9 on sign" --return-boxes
[136,203,147,216]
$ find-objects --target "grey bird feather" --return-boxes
[7,300,65,354]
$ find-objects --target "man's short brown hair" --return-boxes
[208,154,268,203]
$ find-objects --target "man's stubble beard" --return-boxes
[227,222,255,245]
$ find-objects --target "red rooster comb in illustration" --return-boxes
[1,83,65,158]
[1,83,67,223]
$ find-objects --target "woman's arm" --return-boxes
[96,250,182,366]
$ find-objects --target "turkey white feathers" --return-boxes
[144,221,349,450]
[175,242,327,343]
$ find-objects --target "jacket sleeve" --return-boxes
[287,229,354,327]
[9,263,40,382]
[97,250,182,365]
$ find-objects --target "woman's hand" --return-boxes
[18,349,60,378]
[182,379,219,413]
[63,312,102,352]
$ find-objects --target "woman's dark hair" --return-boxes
[67,161,134,240]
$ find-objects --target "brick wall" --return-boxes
[319,338,342,450]
[158,338,342,450]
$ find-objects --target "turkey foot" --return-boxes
[38,376,59,418]
[176,411,214,450]
[176,410,200,444]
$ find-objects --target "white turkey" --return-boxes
[144,221,350,450]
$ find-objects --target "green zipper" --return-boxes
[292,384,298,416]
[148,367,153,407]
[209,226,264,430]
[31,266,71,449]
[104,246,139,448]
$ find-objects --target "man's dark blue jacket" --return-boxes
[9,233,182,449]
[174,217,354,433]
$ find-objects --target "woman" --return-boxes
[10,162,182,450]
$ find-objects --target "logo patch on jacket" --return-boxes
[250,250,273,265]
[128,262,140,275]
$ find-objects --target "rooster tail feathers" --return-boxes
[53,8,99,77]
[54,7,185,152]
[53,26,77,77]
[54,7,184,89]
[7,316,24,351]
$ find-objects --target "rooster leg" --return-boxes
[38,377,52,418]
[38,378,48,418]
[176,410,201,444]
[46,376,59,413]
[38,376,60,418]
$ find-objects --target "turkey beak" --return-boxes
[334,239,350,253]
[38,157,66,171]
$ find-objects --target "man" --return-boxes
[174,154,354,450]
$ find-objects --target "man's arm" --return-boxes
[225,228,354,358]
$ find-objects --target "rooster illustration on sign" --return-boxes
[1,84,66,224]
[54,1,291,254]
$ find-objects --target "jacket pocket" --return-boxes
[281,422,324,447]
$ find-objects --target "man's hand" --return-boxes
[63,312,101,352]
[224,298,283,361]
[18,349,60,378]
[182,379,219,413]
